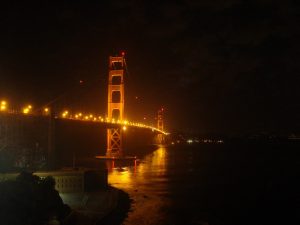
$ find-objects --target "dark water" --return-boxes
[108,142,299,225]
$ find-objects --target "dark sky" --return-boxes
[0,0,299,135]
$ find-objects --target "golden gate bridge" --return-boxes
[0,53,168,161]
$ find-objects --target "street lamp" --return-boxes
[22,104,32,114]
[0,100,7,111]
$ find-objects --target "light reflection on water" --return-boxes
[108,146,172,225]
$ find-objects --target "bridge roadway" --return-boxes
[0,112,165,169]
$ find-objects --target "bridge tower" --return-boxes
[106,54,125,157]
[157,108,165,144]
[157,108,164,131]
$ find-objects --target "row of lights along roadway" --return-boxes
[1,101,35,115]
[0,100,168,135]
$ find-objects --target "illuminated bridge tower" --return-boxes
[157,108,165,144]
[106,54,125,157]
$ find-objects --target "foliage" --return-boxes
[0,171,70,225]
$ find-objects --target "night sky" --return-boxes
[0,1,299,135]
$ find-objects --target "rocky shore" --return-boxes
[61,186,131,225]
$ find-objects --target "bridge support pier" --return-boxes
[107,128,123,157]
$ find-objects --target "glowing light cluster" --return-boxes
[0,100,7,111]
[61,110,69,118]
[22,105,32,114]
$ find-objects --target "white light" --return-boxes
[187,139,193,144]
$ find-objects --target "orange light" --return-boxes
[0,101,7,111]
[23,108,29,114]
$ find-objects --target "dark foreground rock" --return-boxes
[0,172,70,225]
[61,186,132,225]
[97,189,132,225]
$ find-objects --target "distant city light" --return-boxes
[187,139,193,144]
